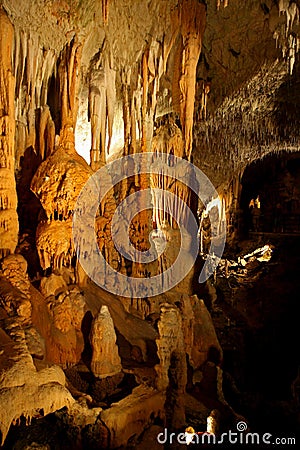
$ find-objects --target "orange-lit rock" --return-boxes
[90,305,122,379]
[0,9,18,258]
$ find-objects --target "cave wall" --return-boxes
[0,8,18,258]
[0,0,300,446]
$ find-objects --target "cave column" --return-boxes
[0,8,18,258]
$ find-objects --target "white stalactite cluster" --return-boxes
[194,60,296,190]
[274,0,300,74]
[13,27,57,165]
[89,51,116,168]
[217,0,229,11]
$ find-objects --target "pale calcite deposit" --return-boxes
[89,305,122,379]
[100,385,165,448]
[0,321,74,445]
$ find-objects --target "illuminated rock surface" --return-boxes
[0,0,300,447]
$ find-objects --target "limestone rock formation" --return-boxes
[39,274,68,298]
[0,8,18,258]
[1,254,31,298]
[35,283,86,365]
[100,385,165,448]
[155,303,187,429]
[31,132,93,271]
[0,255,32,326]
[0,0,299,447]
[0,321,74,445]
[189,296,222,369]
[89,306,122,379]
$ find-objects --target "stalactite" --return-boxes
[59,37,83,132]
[217,0,229,10]
[13,27,58,168]
[174,0,206,160]
[102,0,109,25]
[122,81,131,156]
[141,49,149,154]
[88,51,116,168]
[275,0,300,74]
[130,94,137,154]
[121,67,132,158]
[38,105,55,160]
[106,56,116,154]
[0,8,18,257]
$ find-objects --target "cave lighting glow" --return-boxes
[75,112,125,164]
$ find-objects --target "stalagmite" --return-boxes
[155,303,187,429]
[89,306,122,379]
[207,409,220,434]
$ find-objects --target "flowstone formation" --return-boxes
[1,0,300,447]
[31,126,93,272]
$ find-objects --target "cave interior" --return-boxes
[0,0,300,448]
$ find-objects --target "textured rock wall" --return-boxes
[0,8,18,258]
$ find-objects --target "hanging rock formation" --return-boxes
[175,0,206,159]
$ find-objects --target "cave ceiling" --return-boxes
[1,0,300,187]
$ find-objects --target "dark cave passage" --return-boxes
[240,151,300,235]
[215,234,300,437]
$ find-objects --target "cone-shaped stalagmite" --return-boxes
[90,306,122,379]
